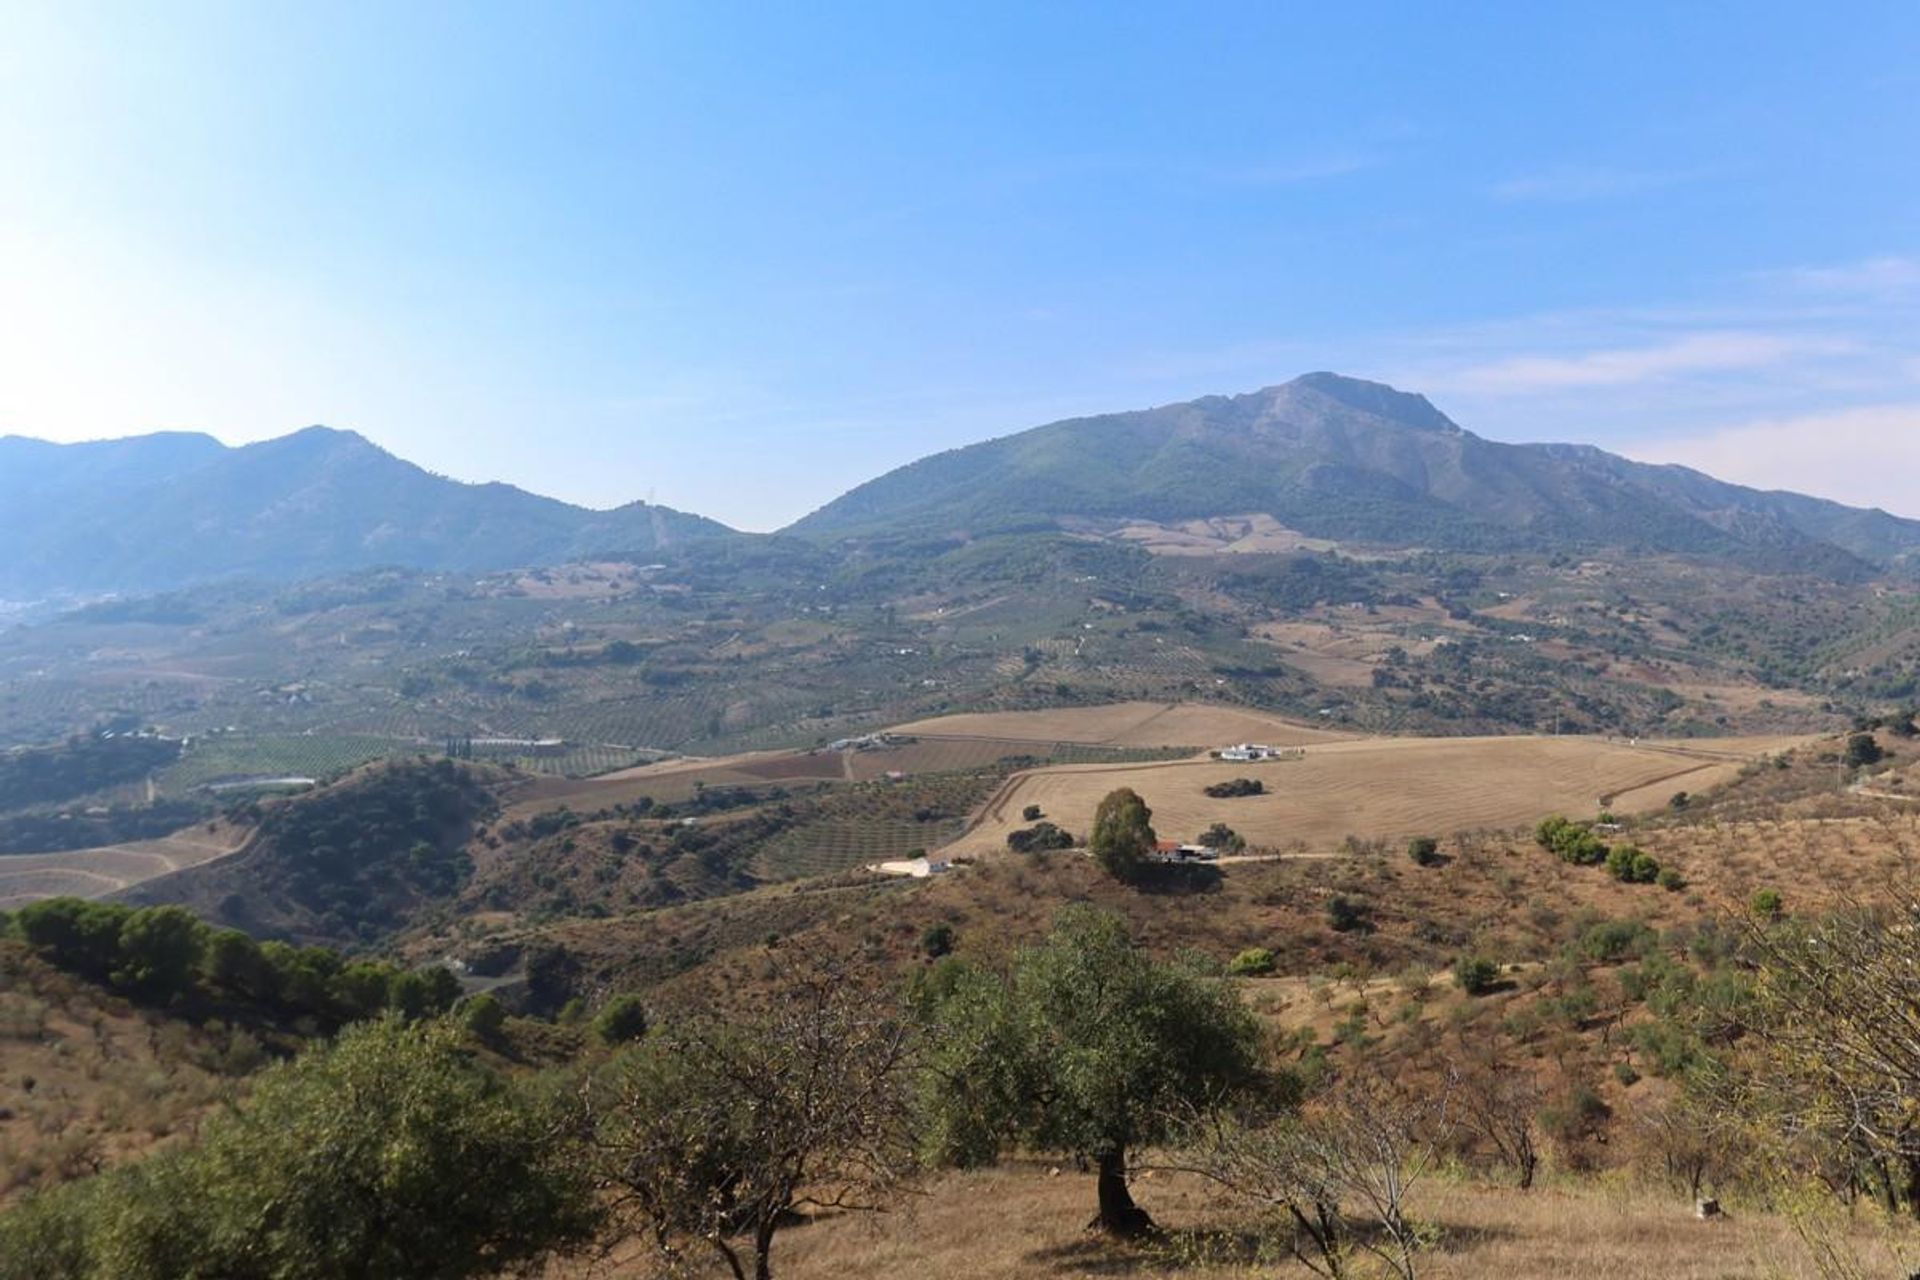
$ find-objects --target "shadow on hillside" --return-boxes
[1129,864,1224,895]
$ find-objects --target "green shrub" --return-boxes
[920,922,956,958]
[1406,836,1440,867]
[1535,815,1609,866]
[1453,956,1501,996]
[594,994,650,1045]
[1577,918,1657,964]
[459,993,507,1041]
[1325,895,1371,934]
[1656,865,1686,892]
[1226,947,1277,977]
[1604,845,1661,884]
[1751,888,1784,921]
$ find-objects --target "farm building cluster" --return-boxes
[1214,742,1302,762]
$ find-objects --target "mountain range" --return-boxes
[8,373,1918,596]
[0,426,729,597]
[795,373,1920,576]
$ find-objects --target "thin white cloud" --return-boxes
[1491,164,1703,203]
[1627,404,1920,517]
[1440,332,1849,393]
[1768,254,1920,298]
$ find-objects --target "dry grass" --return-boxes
[887,701,1347,750]
[0,944,251,1204]
[555,1164,1917,1279]
[948,735,1804,856]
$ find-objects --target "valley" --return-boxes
[6,374,1920,1280]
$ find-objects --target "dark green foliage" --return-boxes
[1089,788,1156,881]
[1576,918,1659,964]
[0,798,211,856]
[110,906,205,1003]
[387,967,462,1021]
[1603,845,1662,885]
[0,1017,601,1279]
[1326,894,1372,934]
[1535,815,1610,866]
[920,921,957,958]
[1656,865,1687,892]
[13,898,134,983]
[14,895,440,1030]
[1204,777,1265,798]
[594,994,650,1045]
[458,992,508,1041]
[1453,956,1501,996]
[0,734,180,813]
[1407,835,1440,867]
[915,906,1267,1232]
[1021,804,1043,822]
[241,759,490,942]
[523,942,581,1017]
[1844,731,1885,769]
[1751,888,1785,920]
[1197,822,1245,853]
[1006,821,1075,853]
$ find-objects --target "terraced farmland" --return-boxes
[0,823,252,907]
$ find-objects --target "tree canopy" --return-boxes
[0,1017,599,1280]
[1089,788,1157,881]
[917,905,1266,1235]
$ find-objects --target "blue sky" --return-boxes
[2,2,1917,529]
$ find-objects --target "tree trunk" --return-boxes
[753,1217,778,1280]
[1092,1148,1156,1237]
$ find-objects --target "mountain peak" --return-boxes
[1286,372,1461,433]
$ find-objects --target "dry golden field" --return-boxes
[0,822,251,908]
[558,1164,1917,1280]
[887,701,1349,750]
[948,734,1806,856]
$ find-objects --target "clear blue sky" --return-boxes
[3,2,1917,528]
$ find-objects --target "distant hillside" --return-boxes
[791,373,1920,577]
[0,427,732,596]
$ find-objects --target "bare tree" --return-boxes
[585,949,918,1280]
[1738,892,1920,1217]
[1185,1067,1455,1280]
[1455,1053,1542,1189]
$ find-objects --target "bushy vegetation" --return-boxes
[228,759,493,942]
[0,1017,599,1280]
[1227,946,1277,977]
[1534,815,1609,865]
[1204,776,1265,798]
[0,798,212,855]
[0,734,180,813]
[1005,820,1075,853]
[7,896,460,1029]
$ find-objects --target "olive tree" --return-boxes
[587,951,917,1280]
[0,1016,600,1280]
[917,905,1265,1236]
